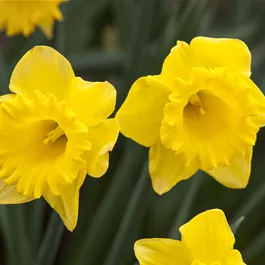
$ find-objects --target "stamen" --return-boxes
[43,126,65,144]
[189,93,206,115]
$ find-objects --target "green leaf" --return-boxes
[103,162,154,265]
[0,206,32,265]
[169,172,204,239]
[231,179,265,224]
[63,142,147,265]
[230,216,245,235]
[34,211,64,265]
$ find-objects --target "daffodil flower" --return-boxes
[116,37,265,194]
[0,0,65,38]
[0,46,119,231]
[135,209,245,265]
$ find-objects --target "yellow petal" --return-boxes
[87,152,109,178]
[190,37,251,76]
[161,40,192,81]
[0,179,33,204]
[0,94,16,104]
[67,77,116,126]
[134,238,191,265]
[179,209,235,264]
[207,147,252,189]
[225,250,246,265]
[240,76,265,127]
[162,37,251,82]
[83,119,119,178]
[116,76,170,147]
[10,46,75,100]
[44,168,86,231]
[149,141,198,195]
[38,18,54,39]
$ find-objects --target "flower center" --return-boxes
[39,120,67,158]
[43,125,65,145]
[188,92,206,115]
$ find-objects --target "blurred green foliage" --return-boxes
[1,0,265,265]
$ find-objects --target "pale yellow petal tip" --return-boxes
[0,94,15,104]
[30,45,56,54]
[151,179,171,195]
[134,240,141,250]
[64,218,77,232]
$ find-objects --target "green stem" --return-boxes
[117,0,157,107]
[0,206,32,265]
[64,142,146,265]
[103,162,153,265]
[169,172,204,239]
[28,200,45,253]
[231,179,265,224]
[230,216,245,235]
[0,206,17,265]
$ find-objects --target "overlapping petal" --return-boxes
[0,179,33,204]
[10,46,75,100]
[161,37,251,82]
[67,77,116,126]
[83,119,120,178]
[44,166,86,231]
[179,209,235,264]
[149,141,198,195]
[134,238,190,265]
[207,147,252,189]
[224,250,246,265]
[116,76,170,147]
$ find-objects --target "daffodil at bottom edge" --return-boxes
[134,209,246,265]
[149,140,253,195]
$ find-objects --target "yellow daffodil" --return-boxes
[116,37,265,195]
[135,209,245,265]
[0,0,65,38]
[0,46,119,231]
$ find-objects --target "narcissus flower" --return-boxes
[116,37,265,195]
[135,209,246,265]
[0,46,119,231]
[0,0,65,38]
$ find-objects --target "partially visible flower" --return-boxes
[0,46,119,231]
[135,209,246,265]
[116,37,265,195]
[0,0,65,38]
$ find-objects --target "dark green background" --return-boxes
[0,0,265,264]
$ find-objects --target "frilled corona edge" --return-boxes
[0,46,119,231]
[116,36,265,195]
[0,0,65,38]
